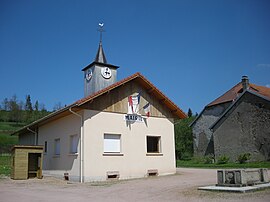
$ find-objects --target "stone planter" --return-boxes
[217,168,269,187]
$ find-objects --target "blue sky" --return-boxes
[1,0,270,114]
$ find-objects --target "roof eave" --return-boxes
[210,89,270,131]
[11,103,78,136]
[81,62,119,71]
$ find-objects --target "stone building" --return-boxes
[191,76,270,162]
[13,40,186,182]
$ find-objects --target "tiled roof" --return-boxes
[76,72,187,119]
[210,89,270,131]
[207,82,270,107]
[12,72,186,136]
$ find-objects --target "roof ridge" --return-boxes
[207,82,242,107]
[75,72,186,118]
[207,81,270,107]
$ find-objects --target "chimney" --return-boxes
[241,76,249,90]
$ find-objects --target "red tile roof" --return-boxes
[12,72,186,136]
[207,82,270,107]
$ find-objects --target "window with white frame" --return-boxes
[54,138,60,155]
[104,134,121,153]
[146,136,161,153]
[70,134,79,154]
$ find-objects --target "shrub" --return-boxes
[191,156,205,164]
[217,155,230,164]
[237,153,251,164]
[204,154,215,164]
[180,152,192,161]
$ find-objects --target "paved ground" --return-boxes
[1,168,270,202]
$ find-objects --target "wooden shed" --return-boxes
[11,145,43,180]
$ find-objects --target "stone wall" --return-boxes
[192,103,230,156]
[214,93,270,162]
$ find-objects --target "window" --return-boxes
[104,134,121,153]
[54,138,60,155]
[147,136,161,153]
[44,141,47,153]
[70,134,78,154]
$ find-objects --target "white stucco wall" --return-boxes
[83,110,176,182]
[36,109,176,182]
[38,113,81,181]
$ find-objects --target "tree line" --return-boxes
[0,95,50,124]
[174,108,197,160]
[0,94,197,159]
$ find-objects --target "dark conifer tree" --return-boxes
[187,108,193,117]
[25,95,33,112]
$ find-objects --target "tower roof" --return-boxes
[94,42,107,64]
[82,42,119,71]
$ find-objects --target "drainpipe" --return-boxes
[27,127,38,145]
[69,107,84,183]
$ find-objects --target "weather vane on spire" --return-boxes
[98,23,105,43]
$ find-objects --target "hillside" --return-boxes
[0,109,50,154]
[0,122,22,153]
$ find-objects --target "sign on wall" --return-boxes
[124,114,144,123]
[125,92,151,123]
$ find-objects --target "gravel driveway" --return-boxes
[1,168,270,202]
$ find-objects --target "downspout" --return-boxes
[69,107,84,183]
[27,127,38,145]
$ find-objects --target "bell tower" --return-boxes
[82,23,119,97]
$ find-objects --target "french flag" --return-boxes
[128,96,134,113]
[143,103,150,117]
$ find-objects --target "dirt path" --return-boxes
[1,168,270,202]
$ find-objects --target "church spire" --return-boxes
[94,23,107,64]
[82,23,119,97]
[94,42,107,64]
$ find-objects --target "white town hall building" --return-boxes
[14,38,186,182]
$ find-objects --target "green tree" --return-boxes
[174,116,195,160]
[187,108,193,117]
[34,101,39,111]
[24,95,33,123]
[2,98,9,111]
[8,95,22,123]
[25,95,33,112]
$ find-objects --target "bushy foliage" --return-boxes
[174,116,195,160]
[237,153,251,164]
[217,155,230,164]
[0,95,50,124]
[203,154,215,164]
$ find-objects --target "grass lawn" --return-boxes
[0,134,18,145]
[0,121,24,132]
[0,122,19,154]
[0,155,11,176]
[177,160,270,169]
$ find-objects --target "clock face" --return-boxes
[85,69,92,82]
[101,67,112,79]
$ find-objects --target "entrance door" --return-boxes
[28,153,41,178]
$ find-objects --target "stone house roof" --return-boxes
[207,82,270,107]
[190,77,270,127]
[210,89,270,131]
